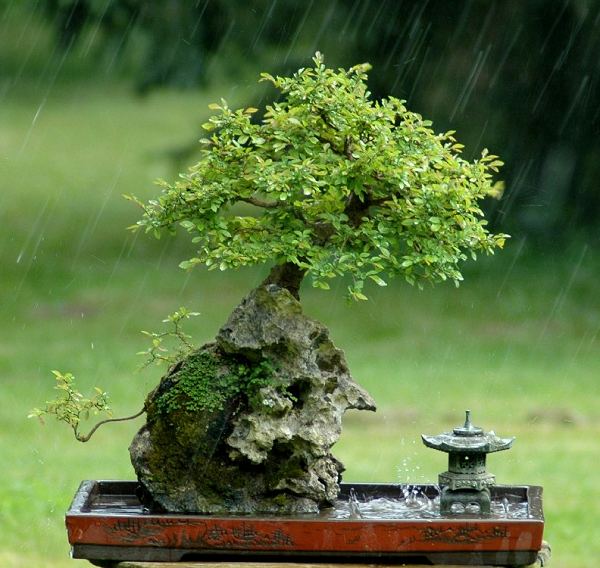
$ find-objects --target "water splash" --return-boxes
[325,486,530,520]
[347,488,363,519]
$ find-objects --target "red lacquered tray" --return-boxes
[66,481,544,566]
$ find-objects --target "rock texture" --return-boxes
[130,283,376,513]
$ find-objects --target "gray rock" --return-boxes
[129,283,375,513]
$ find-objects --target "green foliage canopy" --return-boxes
[132,54,506,300]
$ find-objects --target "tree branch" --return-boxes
[344,189,392,227]
[75,407,146,443]
[318,109,338,131]
[344,135,354,160]
[239,196,280,209]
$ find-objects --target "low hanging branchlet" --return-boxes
[28,370,144,443]
[29,307,200,441]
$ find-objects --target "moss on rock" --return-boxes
[150,348,275,416]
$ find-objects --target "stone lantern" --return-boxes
[422,410,514,514]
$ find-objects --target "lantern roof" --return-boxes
[421,410,514,454]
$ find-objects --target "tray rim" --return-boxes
[67,479,544,524]
[65,479,544,564]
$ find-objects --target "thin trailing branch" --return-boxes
[30,371,147,444]
[74,407,146,442]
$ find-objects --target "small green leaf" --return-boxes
[369,274,387,286]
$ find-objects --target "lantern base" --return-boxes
[440,486,491,515]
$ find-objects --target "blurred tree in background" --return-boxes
[18,0,600,240]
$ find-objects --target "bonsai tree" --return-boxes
[34,53,506,514]
[131,52,505,301]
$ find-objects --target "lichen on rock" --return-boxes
[130,283,376,514]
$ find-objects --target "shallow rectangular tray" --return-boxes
[66,481,544,566]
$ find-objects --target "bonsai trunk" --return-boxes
[261,262,306,300]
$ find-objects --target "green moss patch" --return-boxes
[154,350,277,415]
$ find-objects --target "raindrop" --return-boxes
[251,0,279,51]
[82,0,112,57]
[496,159,534,223]
[539,1,570,54]
[407,45,431,101]
[538,244,588,341]
[104,11,137,74]
[559,75,590,134]
[471,3,496,55]
[363,0,388,38]
[532,63,559,114]
[72,167,122,266]
[339,0,362,40]
[308,3,336,55]
[283,0,315,65]
[496,237,527,299]
[190,0,211,40]
[450,44,491,120]
[19,98,47,155]
[489,25,523,89]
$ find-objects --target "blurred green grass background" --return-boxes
[1,10,599,568]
